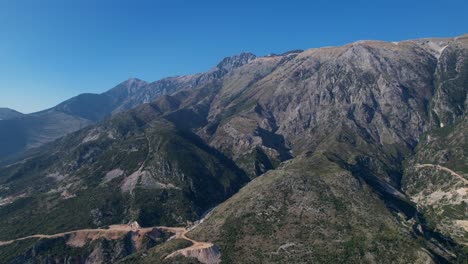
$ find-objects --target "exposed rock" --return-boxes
[129,221,141,231]
[102,168,124,184]
[168,244,221,264]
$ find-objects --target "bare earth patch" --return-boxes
[0,193,28,207]
[456,220,468,232]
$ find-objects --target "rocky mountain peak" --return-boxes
[105,78,148,100]
[215,52,257,72]
[126,77,146,84]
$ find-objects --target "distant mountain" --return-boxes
[0,36,467,263]
[0,53,256,164]
[0,107,23,120]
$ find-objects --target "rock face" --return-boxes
[430,35,468,127]
[169,244,221,264]
[0,34,468,263]
[200,40,438,179]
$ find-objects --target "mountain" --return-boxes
[0,35,467,263]
[184,35,468,263]
[0,79,147,164]
[0,53,256,164]
[0,108,23,120]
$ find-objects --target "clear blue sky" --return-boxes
[0,0,467,113]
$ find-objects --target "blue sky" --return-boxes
[0,0,467,113]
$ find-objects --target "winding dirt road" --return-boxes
[415,163,468,184]
[0,223,218,263]
[159,226,219,264]
[159,226,215,254]
[0,224,153,247]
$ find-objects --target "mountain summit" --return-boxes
[215,52,257,72]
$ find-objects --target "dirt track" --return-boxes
[0,224,214,258]
[160,226,219,263]
[159,226,214,252]
[0,224,152,246]
[415,163,468,184]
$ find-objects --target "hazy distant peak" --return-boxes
[0,107,20,112]
[0,107,24,120]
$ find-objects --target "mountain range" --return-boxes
[0,34,467,263]
[0,52,256,164]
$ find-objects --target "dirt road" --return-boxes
[0,224,213,255]
[0,224,152,246]
[415,163,468,184]
[161,226,214,252]
[0,221,219,263]
[161,226,219,264]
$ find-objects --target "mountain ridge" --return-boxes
[0,52,258,164]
